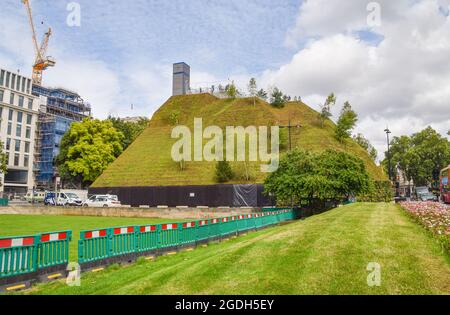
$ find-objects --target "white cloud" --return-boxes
[262,0,450,160]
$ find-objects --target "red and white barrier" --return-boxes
[41,232,67,243]
[210,219,219,224]
[84,230,107,239]
[239,215,245,220]
[114,227,134,235]
[182,222,196,228]
[222,218,229,223]
[162,223,178,230]
[0,237,34,248]
[140,225,157,233]
[199,220,208,226]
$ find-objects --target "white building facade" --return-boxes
[0,68,38,197]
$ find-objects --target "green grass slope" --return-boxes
[93,94,386,187]
[22,203,450,295]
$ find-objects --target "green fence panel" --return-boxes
[78,228,109,263]
[219,217,234,237]
[0,198,8,207]
[237,215,247,232]
[110,226,137,257]
[38,231,71,268]
[137,224,159,252]
[246,214,256,230]
[160,223,179,248]
[254,214,263,228]
[209,218,220,238]
[197,220,209,241]
[180,222,197,245]
[0,234,38,278]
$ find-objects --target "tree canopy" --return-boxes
[335,101,358,142]
[56,118,124,185]
[0,140,7,188]
[108,116,149,150]
[264,149,371,205]
[382,127,450,186]
[318,93,336,128]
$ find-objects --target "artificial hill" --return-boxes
[92,94,387,188]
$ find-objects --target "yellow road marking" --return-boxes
[47,273,62,279]
[6,284,26,291]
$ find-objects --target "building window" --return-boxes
[8,109,13,120]
[7,122,12,135]
[15,139,21,152]
[14,153,19,166]
[26,113,32,125]
[9,92,14,105]
[6,138,11,150]
[24,155,29,167]
[16,124,22,137]
[0,89,3,102]
[5,152,9,165]
[17,111,23,123]
[28,98,33,109]
[26,79,31,94]
[5,72,10,88]
[25,126,31,139]
[0,70,4,86]
[11,74,16,90]
[22,78,26,93]
[25,141,30,153]
[16,76,21,91]
[18,95,24,107]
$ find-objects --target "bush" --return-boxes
[357,181,393,202]
[215,160,234,183]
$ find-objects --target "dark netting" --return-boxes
[89,184,275,207]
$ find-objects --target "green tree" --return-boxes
[382,127,450,186]
[270,87,286,108]
[226,81,238,99]
[256,89,268,101]
[318,93,336,128]
[264,149,371,205]
[248,78,257,106]
[108,116,149,150]
[335,101,358,142]
[56,118,124,186]
[168,111,180,126]
[353,133,378,161]
[215,160,234,183]
[0,140,7,188]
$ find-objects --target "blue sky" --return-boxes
[1,0,449,158]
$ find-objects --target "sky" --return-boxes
[1,0,449,160]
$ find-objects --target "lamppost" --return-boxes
[384,127,392,181]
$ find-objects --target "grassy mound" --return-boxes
[93,94,386,187]
[23,203,450,295]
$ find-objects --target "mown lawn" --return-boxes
[0,215,179,262]
[19,203,450,295]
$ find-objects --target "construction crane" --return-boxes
[22,0,55,85]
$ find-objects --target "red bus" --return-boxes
[440,165,450,203]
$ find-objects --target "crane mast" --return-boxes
[22,0,55,85]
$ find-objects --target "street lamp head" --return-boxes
[384,128,391,134]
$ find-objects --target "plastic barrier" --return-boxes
[1,230,71,279]
[77,209,296,267]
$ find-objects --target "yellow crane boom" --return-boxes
[22,0,55,85]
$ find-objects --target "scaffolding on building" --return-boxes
[33,86,92,190]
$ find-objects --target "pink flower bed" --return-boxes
[400,201,450,250]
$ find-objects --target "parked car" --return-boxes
[414,186,438,202]
[82,195,121,208]
[44,192,83,206]
[25,191,46,203]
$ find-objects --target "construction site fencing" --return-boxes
[0,231,71,279]
[78,209,297,266]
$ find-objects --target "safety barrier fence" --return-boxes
[78,209,297,265]
[0,208,296,286]
[0,231,71,280]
